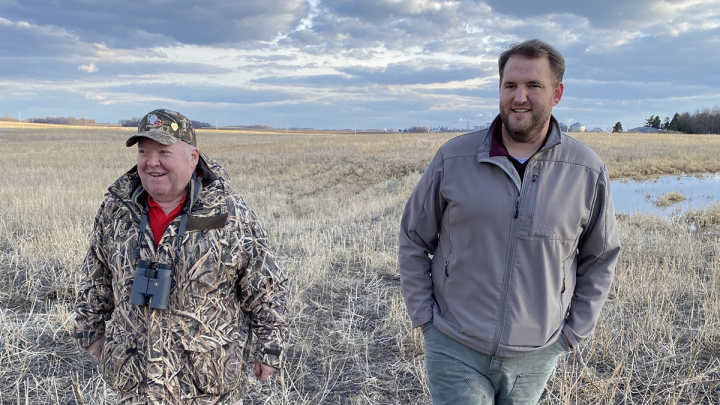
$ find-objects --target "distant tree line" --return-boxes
[28,116,97,125]
[405,126,430,133]
[644,106,720,134]
[240,125,274,130]
[119,117,211,129]
[0,114,19,121]
[118,118,141,127]
[192,120,212,129]
[644,115,662,129]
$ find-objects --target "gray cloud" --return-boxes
[97,61,233,77]
[0,87,103,120]
[252,74,354,87]
[484,0,716,29]
[1,0,307,48]
[0,56,232,81]
[251,62,490,87]
[292,12,405,49]
[418,87,499,100]
[321,0,438,21]
[339,63,486,85]
[286,1,490,52]
[320,0,484,25]
[565,79,718,102]
[106,83,295,105]
[567,28,720,87]
[0,17,96,57]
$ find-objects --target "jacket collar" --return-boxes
[478,114,563,161]
[130,171,202,213]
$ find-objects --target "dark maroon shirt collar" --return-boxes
[489,116,509,158]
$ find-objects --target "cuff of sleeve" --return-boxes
[74,329,105,350]
[257,347,284,369]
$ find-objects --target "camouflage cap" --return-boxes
[126,109,197,147]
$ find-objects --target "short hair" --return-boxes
[498,39,565,86]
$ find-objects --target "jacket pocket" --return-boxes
[183,338,248,396]
[99,332,144,393]
[444,251,453,278]
[439,251,454,298]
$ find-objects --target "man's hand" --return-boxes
[87,336,106,359]
[254,360,278,381]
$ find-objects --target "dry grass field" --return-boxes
[0,126,718,404]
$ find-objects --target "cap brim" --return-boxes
[126,131,180,147]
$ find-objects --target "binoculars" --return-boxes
[129,260,173,309]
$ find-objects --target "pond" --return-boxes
[611,173,720,216]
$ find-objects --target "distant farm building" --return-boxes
[559,122,568,132]
[589,127,604,133]
[569,122,585,132]
[627,127,663,133]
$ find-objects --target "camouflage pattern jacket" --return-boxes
[74,156,288,405]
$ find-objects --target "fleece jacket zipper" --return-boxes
[488,159,534,356]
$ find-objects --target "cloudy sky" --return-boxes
[1,0,719,130]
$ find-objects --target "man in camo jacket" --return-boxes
[74,109,288,405]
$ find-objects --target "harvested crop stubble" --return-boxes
[0,126,718,404]
[573,132,720,181]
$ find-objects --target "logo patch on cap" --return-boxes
[147,114,164,128]
[128,109,197,147]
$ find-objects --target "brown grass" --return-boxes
[573,132,720,180]
[652,191,687,208]
[0,126,718,404]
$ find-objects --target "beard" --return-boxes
[499,104,552,144]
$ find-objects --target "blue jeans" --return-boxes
[423,322,569,405]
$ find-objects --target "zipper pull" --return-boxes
[445,259,450,277]
[532,174,538,182]
[514,197,520,218]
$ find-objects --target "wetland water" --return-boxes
[611,173,720,216]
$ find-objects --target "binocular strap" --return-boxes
[135,197,190,268]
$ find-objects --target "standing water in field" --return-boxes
[611,173,720,216]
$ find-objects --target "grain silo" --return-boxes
[569,122,585,132]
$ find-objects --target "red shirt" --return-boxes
[147,194,187,247]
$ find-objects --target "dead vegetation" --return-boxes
[652,191,687,208]
[574,132,720,181]
[0,127,718,404]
